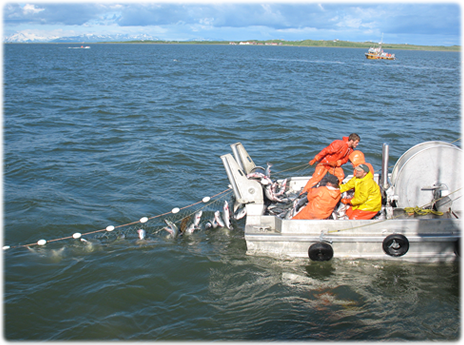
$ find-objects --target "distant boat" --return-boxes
[365,38,395,60]
[68,46,90,49]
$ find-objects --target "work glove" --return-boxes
[309,158,317,165]
[341,198,352,205]
[296,193,308,208]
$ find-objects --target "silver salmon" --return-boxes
[223,201,231,229]
[214,210,225,228]
[137,229,146,240]
[164,219,179,238]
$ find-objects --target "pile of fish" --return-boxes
[245,163,306,219]
[161,200,247,239]
[245,162,352,220]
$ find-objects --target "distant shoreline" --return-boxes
[5,40,460,52]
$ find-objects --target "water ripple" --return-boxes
[3,44,460,341]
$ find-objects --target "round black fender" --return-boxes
[308,242,334,261]
[454,237,464,259]
[382,234,409,257]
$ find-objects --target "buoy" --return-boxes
[382,234,409,256]
[72,233,82,239]
[37,239,47,246]
[308,242,333,261]
[454,237,464,259]
[106,225,115,232]
[202,197,211,203]
[172,207,180,214]
[3,246,10,250]
[140,217,148,223]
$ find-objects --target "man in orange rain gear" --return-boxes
[339,164,382,220]
[293,174,341,220]
[302,133,360,193]
[349,150,374,176]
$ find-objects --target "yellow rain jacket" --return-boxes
[339,172,382,212]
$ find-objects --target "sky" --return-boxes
[2,1,462,46]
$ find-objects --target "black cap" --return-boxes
[356,164,370,173]
[325,174,339,186]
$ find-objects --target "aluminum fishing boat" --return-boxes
[221,141,461,262]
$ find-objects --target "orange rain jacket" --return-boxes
[293,186,341,220]
[349,150,374,175]
[313,136,353,167]
[339,172,382,213]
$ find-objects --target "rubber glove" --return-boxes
[341,198,352,205]
[309,158,317,165]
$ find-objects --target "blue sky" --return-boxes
[2,1,461,45]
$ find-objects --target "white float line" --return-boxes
[3,188,233,250]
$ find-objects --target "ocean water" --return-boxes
[3,43,461,340]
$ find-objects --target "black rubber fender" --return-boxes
[382,234,409,257]
[454,237,464,259]
[308,242,334,261]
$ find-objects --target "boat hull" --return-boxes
[365,53,395,60]
[244,216,460,262]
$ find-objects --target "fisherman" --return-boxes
[301,133,360,193]
[293,174,341,220]
[349,150,374,176]
[339,164,382,220]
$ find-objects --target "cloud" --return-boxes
[2,3,461,45]
[3,3,26,22]
[22,4,45,15]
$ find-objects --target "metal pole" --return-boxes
[381,143,390,190]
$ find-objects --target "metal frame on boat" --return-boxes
[221,141,461,262]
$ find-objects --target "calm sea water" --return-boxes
[3,43,461,340]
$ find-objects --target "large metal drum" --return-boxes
[391,141,462,211]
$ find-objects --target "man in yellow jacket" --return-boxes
[339,164,382,220]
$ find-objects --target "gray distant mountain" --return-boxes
[4,32,161,43]
[50,33,161,43]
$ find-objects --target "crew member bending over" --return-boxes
[302,133,360,193]
[293,174,341,220]
[339,164,382,220]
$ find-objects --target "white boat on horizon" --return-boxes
[221,141,461,262]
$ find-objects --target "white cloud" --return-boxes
[3,3,461,46]
[22,4,44,15]
[337,16,363,29]
[199,18,215,26]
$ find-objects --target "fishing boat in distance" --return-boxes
[365,42,395,60]
[221,141,461,262]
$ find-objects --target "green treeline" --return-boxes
[108,39,460,52]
